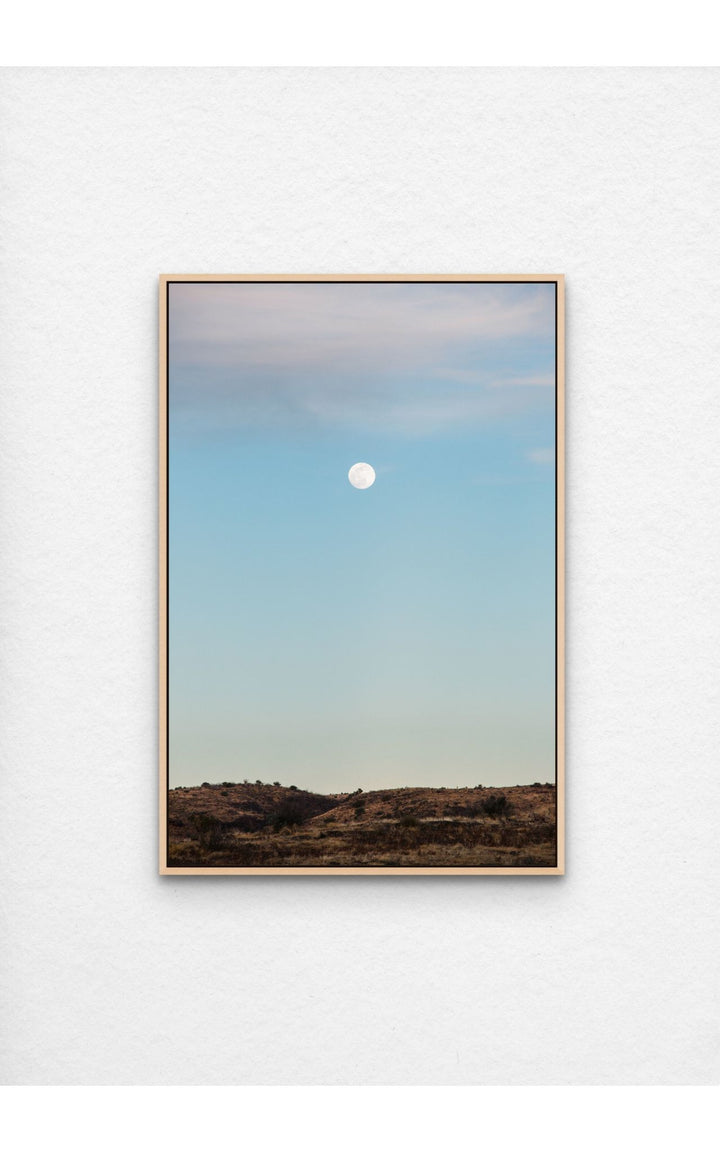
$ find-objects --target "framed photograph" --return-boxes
[159,275,564,875]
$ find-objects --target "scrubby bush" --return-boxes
[289,784,298,791]
[399,815,419,829]
[269,802,306,831]
[481,794,511,818]
[188,812,225,850]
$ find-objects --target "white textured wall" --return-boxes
[1,68,718,1085]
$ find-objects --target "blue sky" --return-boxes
[168,281,556,791]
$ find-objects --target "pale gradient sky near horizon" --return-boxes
[168,281,557,791]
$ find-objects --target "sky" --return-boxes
[168,280,557,792]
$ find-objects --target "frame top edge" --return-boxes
[159,273,565,283]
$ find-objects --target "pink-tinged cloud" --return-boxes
[169,280,556,434]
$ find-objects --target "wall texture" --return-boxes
[1,68,718,1085]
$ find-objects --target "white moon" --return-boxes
[348,462,376,489]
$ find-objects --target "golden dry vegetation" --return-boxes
[167,781,557,869]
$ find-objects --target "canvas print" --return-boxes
[160,275,564,874]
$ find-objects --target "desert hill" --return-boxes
[167,781,556,869]
[169,780,340,833]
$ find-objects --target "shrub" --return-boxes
[481,794,511,818]
[273,781,280,786]
[269,802,306,831]
[255,779,263,785]
[188,812,226,850]
[399,815,419,829]
[289,784,298,791]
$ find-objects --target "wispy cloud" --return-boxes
[446,369,553,388]
[169,281,555,435]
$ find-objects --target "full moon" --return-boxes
[348,462,376,489]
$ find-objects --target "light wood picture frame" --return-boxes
[159,274,564,875]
